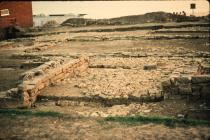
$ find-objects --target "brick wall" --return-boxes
[0,2,33,28]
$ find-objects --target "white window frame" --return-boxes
[1,9,10,16]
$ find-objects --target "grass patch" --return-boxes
[104,115,210,127]
[0,109,63,118]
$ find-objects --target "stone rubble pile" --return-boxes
[69,68,163,102]
[68,52,206,102]
[7,57,89,108]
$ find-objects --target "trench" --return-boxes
[37,94,163,107]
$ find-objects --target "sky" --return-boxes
[32,1,209,19]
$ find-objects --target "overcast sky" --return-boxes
[32,1,209,19]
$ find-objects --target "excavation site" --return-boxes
[0,1,210,140]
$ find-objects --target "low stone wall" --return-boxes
[162,74,210,99]
[7,57,89,108]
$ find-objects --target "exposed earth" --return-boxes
[0,21,210,139]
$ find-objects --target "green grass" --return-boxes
[0,109,63,118]
[104,115,210,128]
[1,109,209,128]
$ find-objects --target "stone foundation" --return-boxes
[7,57,89,108]
[162,74,210,99]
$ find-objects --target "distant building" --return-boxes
[0,1,33,28]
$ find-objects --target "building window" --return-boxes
[1,9,10,16]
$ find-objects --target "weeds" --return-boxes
[104,115,210,128]
[0,109,62,118]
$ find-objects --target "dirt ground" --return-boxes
[1,114,210,140]
[0,22,210,139]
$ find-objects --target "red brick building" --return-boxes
[0,1,33,29]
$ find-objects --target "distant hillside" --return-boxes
[108,12,201,24]
[62,12,209,26]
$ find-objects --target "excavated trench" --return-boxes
[37,92,163,107]
[1,22,210,140]
[0,47,208,119]
[1,45,209,110]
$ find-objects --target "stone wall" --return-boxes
[7,57,89,108]
[162,74,210,99]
